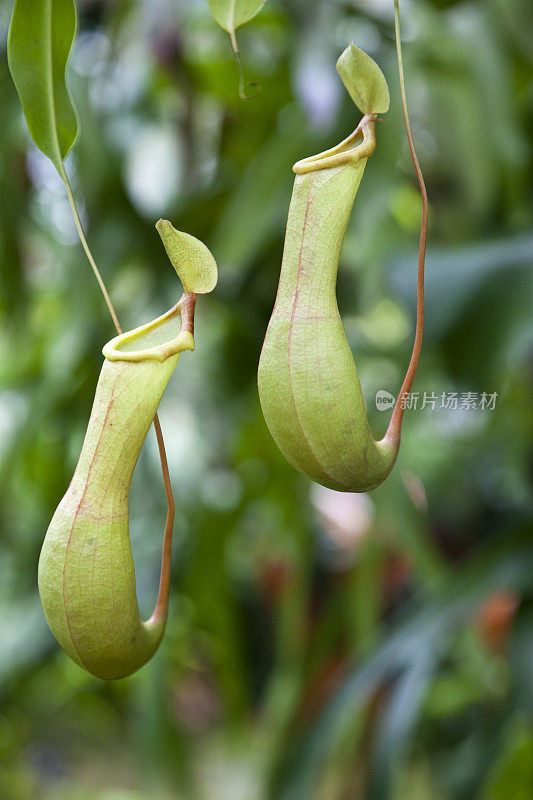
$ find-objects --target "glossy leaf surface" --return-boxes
[7,0,79,176]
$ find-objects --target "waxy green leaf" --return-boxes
[337,42,390,115]
[7,0,79,176]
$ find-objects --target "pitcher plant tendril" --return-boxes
[387,0,428,442]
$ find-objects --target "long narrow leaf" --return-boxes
[7,0,79,176]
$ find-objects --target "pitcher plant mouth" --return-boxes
[293,113,377,175]
[102,292,198,363]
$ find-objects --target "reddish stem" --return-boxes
[386,0,428,445]
[150,292,196,626]
[150,414,175,626]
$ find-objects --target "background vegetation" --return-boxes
[1,0,532,798]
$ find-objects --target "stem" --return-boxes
[63,175,123,335]
[150,292,195,624]
[386,0,428,444]
[150,414,175,626]
[229,27,259,100]
[62,170,175,625]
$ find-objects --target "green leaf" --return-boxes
[336,42,390,115]
[7,0,79,177]
[156,220,218,294]
[207,0,266,33]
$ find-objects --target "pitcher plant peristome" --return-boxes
[38,223,217,680]
[258,36,428,493]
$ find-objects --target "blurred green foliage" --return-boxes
[0,0,532,798]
